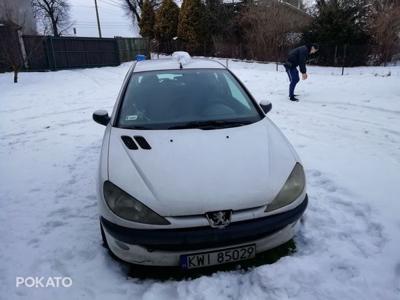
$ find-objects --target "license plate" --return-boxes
[180,244,256,269]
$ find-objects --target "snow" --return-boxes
[1,60,400,299]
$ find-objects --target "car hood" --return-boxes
[107,118,298,216]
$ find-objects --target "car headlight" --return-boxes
[265,163,305,212]
[103,181,170,225]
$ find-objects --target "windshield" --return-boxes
[117,69,263,130]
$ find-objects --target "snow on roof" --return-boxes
[133,58,225,73]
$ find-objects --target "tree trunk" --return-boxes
[50,14,59,37]
[52,22,59,37]
[134,10,141,23]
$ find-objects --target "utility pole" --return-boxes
[94,0,102,38]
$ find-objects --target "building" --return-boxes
[0,0,37,34]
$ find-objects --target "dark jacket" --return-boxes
[287,45,310,74]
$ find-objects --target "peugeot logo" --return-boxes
[205,210,232,229]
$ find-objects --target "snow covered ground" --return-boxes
[0,60,399,299]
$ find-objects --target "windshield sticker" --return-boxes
[126,115,138,121]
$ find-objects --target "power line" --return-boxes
[71,4,95,8]
[98,0,123,8]
[75,24,131,27]
[71,1,122,11]
[71,0,129,37]
[76,21,129,25]
[102,0,122,6]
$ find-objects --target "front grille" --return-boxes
[101,196,308,251]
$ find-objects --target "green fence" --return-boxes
[116,37,150,63]
[4,35,150,72]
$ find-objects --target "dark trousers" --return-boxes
[286,67,299,98]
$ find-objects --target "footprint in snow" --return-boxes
[395,263,400,290]
[331,261,360,281]
[27,238,40,248]
[301,169,387,258]
[306,169,337,192]
[41,220,68,235]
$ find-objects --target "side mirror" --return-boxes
[93,110,110,126]
[260,100,272,114]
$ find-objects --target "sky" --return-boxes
[67,0,315,38]
[68,0,139,38]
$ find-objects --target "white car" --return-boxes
[93,53,308,269]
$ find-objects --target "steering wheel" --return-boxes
[200,99,236,117]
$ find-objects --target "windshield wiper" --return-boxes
[168,120,253,130]
[122,125,155,130]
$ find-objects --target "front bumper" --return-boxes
[101,195,308,266]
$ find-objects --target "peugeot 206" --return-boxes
[93,52,308,269]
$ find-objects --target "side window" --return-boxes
[223,73,251,109]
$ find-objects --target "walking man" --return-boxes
[284,44,319,102]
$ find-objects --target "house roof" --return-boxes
[0,20,22,29]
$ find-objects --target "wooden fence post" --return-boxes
[334,45,338,66]
[48,36,57,70]
[342,44,347,76]
[114,37,121,65]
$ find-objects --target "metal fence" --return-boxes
[46,36,120,70]
[22,35,48,70]
[116,37,150,63]
[1,30,150,73]
[22,36,149,71]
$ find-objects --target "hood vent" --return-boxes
[121,136,138,150]
[134,136,152,150]
[121,136,152,150]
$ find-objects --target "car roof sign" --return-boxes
[172,51,192,66]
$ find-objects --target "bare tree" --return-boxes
[123,0,142,23]
[122,0,160,25]
[31,0,71,36]
[240,0,311,61]
[369,0,400,64]
[0,23,24,83]
[0,3,46,83]
[0,26,46,83]
[0,2,29,83]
